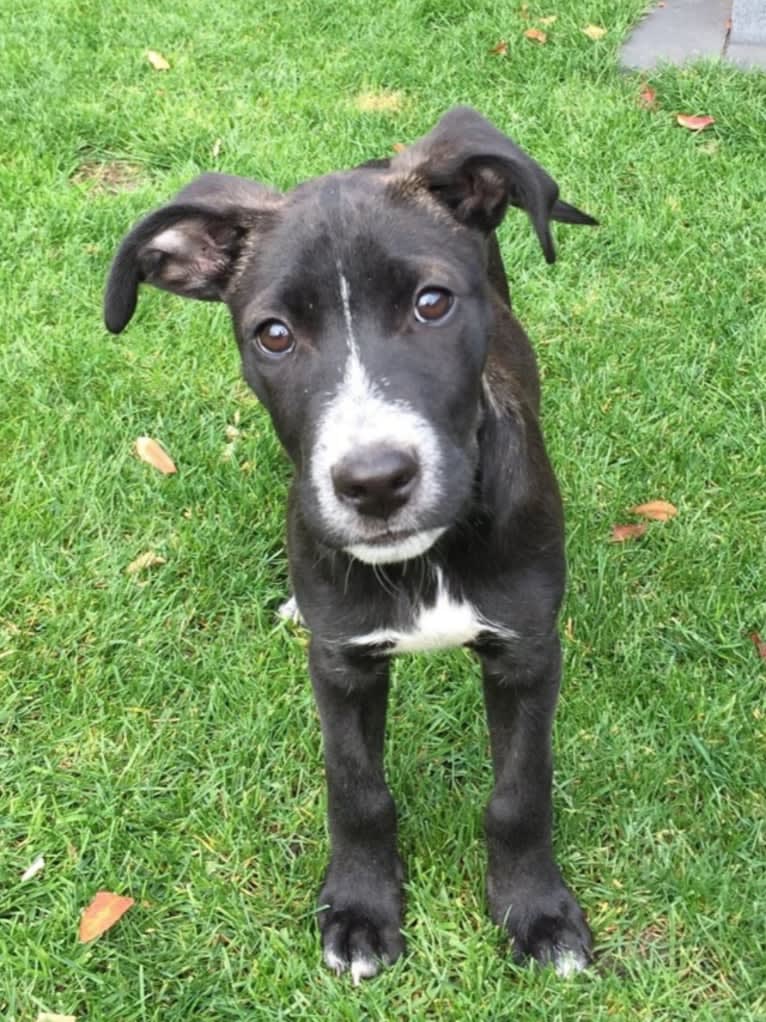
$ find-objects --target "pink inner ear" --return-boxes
[143,219,234,296]
[468,165,508,224]
[152,220,213,259]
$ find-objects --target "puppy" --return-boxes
[105,107,596,982]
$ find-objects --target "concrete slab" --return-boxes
[727,40,766,65]
[730,0,766,44]
[620,0,732,71]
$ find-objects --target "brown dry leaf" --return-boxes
[355,91,404,113]
[582,24,607,39]
[676,114,715,131]
[79,891,135,942]
[524,27,547,43]
[146,49,170,71]
[490,39,509,56]
[639,84,657,109]
[749,632,766,661]
[126,551,166,575]
[539,15,558,26]
[392,141,407,153]
[135,436,177,475]
[36,1015,77,1022]
[630,500,678,522]
[610,523,647,543]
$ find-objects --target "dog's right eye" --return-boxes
[414,287,454,324]
[254,320,294,356]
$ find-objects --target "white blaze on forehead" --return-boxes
[309,264,443,548]
[337,261,357,354]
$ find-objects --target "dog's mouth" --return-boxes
[363,528,417,546]
[345,526,447,565]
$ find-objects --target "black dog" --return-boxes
[105,107,596,982]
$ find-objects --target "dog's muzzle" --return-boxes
[331,443,419,519]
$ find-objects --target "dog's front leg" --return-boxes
[309,639,404,983]
[479,634,592,976]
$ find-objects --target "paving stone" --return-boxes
[620,0,732,70]
[726,40,766,66]
[730,0,766,44]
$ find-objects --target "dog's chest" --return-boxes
[348,567,511,654]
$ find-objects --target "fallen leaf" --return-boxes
[212,138,222,159]
[524,27,547,43]
[539,15,558,26]
[392,141,407,153]
[565,617,574,641]
[582,24,607,39]
[749,632,766,661]
[22,854,46,881]
[36,1014,76,1022]
[146,49,170,71]
[79,891,135,943]
[355,91,404,113]
[610,523,647,543]
[630,500,678,522]
[126,551,166,575]
[490,39,509,56]
[639,84,657,109]
[676,114,715,131]
[135,436,177,475]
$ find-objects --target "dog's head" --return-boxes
[105,107,594,564]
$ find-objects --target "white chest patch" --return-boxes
[349,568,516,654]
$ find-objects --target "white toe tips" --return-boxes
[553,948,588,978]
[323,948,379,984]
[323,947,346,975]
[277,595,304,624]
[350,954,379,986]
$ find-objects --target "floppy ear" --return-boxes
[104,173,281,333]
[391,107,596,263]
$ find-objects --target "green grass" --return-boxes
[1,0,765,1018]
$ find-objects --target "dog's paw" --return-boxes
[277,594,304,625]
[492,880,592,977]
[320,907,405,984]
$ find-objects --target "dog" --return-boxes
[104,107,597,982]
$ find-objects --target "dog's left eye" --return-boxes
[254,319,294,356]
[414,287,454,324]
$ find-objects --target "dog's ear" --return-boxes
[391,107,596,263]
[104,173,281,333]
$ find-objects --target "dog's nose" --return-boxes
[332,445,419,518]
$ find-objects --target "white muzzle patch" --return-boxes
[309,266,443,561]
[346,526,446,566]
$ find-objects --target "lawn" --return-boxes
[1,0,764,1018]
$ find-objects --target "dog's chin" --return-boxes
[345,527,446,565]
